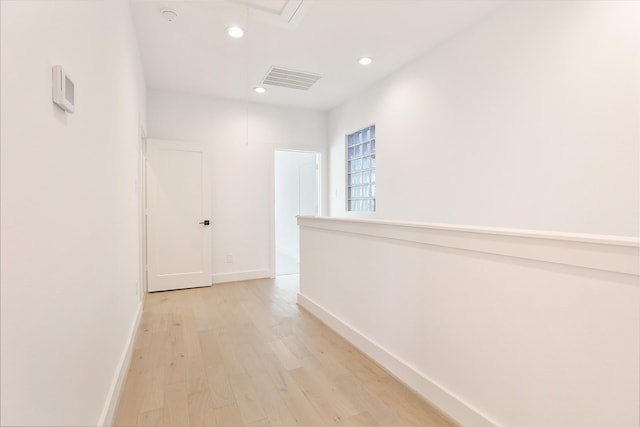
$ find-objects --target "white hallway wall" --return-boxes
[328,1,639,237]
[310,1,640,426]
[147,90,326,281]
[298,218,639,427]
[0,1,146,426]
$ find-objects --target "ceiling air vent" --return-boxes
[262,66,322,91]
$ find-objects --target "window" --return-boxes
[346,124,376,212]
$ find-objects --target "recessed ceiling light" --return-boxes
[227,26,244,38]
[358,57,373,66]
[254,86,266,94]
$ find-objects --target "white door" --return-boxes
[146,139,212,292]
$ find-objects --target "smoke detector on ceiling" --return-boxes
[161,8,178,22]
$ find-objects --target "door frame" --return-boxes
[270,148,323,278]
[138,115,147,297]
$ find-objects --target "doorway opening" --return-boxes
[274,150,320,276]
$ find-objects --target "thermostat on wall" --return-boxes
[52,65,75,113]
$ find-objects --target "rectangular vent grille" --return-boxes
[262,66,322,91]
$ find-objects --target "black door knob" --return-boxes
[199,220,210,226]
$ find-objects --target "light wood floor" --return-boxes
[113,276,458,427]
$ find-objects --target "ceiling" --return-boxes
[131,0,506,111]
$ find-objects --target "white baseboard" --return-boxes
[212,269,270,284]
[98,302,143,426]
[296,293,498,427]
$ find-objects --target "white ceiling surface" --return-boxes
[131,0,506,111]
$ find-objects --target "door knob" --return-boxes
[199,220,210,226]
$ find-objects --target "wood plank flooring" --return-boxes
[113,275,458,427]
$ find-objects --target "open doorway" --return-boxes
[274,150,320,276]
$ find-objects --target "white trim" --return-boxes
[98,302,143,426]
[296,293,498,427]
[138,115,147,296]
[211,269,270,284]
[298,216,639,276]
[269,150,276,278]
[298,216,638,246]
